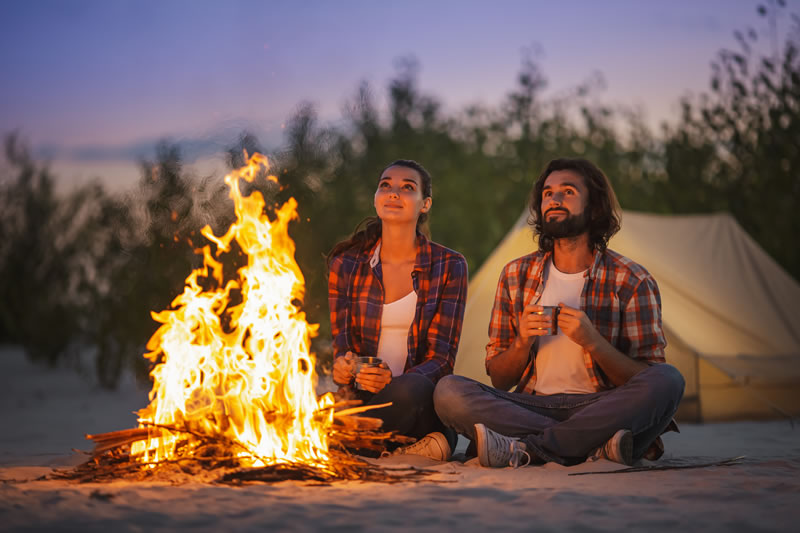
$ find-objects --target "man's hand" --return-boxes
[487,304,554,390]
[516,304,556,346]
[557,303,649,386]
[332,351,357,385]
[555,304,601,349]
[355,363,392,393]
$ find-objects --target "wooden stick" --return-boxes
[335,402,392,417]
[328,400,364,411]
[334,415,384,430]
[86,427,151,443]
[568,456,746,476]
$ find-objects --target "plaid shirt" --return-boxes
[329,234,468,384]
[486,248,666,393]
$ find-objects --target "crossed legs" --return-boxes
[434,363,684,465]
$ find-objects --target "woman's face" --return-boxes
[373,165,431,225]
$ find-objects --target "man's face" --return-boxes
[541,169,590,239]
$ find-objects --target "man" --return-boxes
[434,158,684,467]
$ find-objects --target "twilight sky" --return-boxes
[0,0,790,190]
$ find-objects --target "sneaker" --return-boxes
[390,432,451,461]
[589,429,634,466]
[474,423,531,468]
[643,435,665,461]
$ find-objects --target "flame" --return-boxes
[131,153,334,468]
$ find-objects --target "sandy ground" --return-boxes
[1,346,799,532]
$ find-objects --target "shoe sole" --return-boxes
[475,423,490,467]
[618,430,634,466]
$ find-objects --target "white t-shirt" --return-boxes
[376,291,417,376]
[533,259,596,395]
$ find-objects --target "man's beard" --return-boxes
[542,206,591,240]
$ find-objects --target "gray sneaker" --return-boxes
[589,429,634,466]
[474,423,531,468]
[391,432,451,461]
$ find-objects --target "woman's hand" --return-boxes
[355,363,392,393]
[332,351,357,385]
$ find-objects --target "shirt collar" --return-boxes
[366,232,431,271]
[534,250,552,281]
[588,249,603,280]
[414,233,432,272]
[369,241,381,268]
[539,249,602,279]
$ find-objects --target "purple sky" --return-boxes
[0,0,790,190]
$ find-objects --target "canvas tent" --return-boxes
[453,210,800,422]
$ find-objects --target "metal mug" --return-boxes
[354,356,384,390]
[534,306,560,335]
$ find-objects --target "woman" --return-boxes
[327,159,467,461]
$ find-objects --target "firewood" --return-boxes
[334,415,384,430]
[334,402,392,417]
[63,399,433,485]
[328,399,363,411]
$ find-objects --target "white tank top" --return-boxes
[376,291,417,376]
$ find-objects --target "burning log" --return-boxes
[84,428,152,453]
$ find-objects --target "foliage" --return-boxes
[1,3,797,385]
[659,0,800,277]
[0,134,91,364]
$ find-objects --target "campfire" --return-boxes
[62,154,427,484]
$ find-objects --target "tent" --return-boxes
[453,210,800,422]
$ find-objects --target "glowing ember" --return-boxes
[131,153,334,468]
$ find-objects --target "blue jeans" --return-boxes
[434,364,685,465]
[354,373,451,443]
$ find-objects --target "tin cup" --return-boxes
[354,356,384,390]
[534,306,560,335]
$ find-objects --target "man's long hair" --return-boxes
[528,158,621,253]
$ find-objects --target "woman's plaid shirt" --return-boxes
[328,235,468,384]
[486,248,667,393]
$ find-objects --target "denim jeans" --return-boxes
[434,363,685,465]
[354,372,451,444]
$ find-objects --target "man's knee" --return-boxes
[433,375,477,421]
[642,363,685,403]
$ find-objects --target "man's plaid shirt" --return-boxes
[486,248,667,394]
[328,234,468,384]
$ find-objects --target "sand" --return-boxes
[1,346,798,532]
